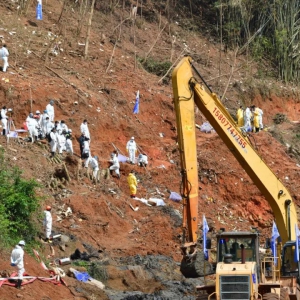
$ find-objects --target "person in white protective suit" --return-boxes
[46,100,55,122]
[109,150,120,178]
[80,119,90,142]
[243,106,252,132]
[45,117,54,135]
[49,127,58,157]
[65,130,73,155]
[43,205,52,243]
[138,153,148,167]
[26,113,39,143]
[10,240,26,289]
[1,106,8,136]
[126,137,137,164]
[42,110,50,135]
[60,120,68,133]
[0,44,9,72]
[88,155,100,182]
[83,138,91,166]
[257,107,264,130]
[57,131,66,154]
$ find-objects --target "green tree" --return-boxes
[0,150,41,247]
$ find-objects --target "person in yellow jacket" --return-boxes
[252,106,260,133]
[236,105,244,127]
[127,170,137,198]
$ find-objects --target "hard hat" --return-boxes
[50,100,54,105]
[29,113,34,118]
[19,240,26,246]
[68,129,72,133]
[131,136,134,140]
[46,205,51,210]
[36,110,40,114]
[44,109,48,113]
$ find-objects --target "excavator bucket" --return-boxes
[180,250,214,278]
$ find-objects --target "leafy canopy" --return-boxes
[0,149,41,247]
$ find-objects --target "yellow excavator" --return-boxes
[172,56,300,299]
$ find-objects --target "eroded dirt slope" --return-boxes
[0,0,300,299]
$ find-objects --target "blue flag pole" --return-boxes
[133,90,139,114]
[271,221,280,265]
[203,215,209,260]
[36,0,43,20]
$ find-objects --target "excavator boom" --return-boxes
[172,55,297,253]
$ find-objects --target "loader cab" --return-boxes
[216,231,259,263]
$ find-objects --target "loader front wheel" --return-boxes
[263,293,279,300]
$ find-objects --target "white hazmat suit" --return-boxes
[0,46,9,72]
[50,131,58,155]
[88,157,99,180]
[11,244,25,280]
[1,108,7,136]
[243,107,252,131]
[46,102,55,121]
[109,153,120,177]
[43,210,52,239]
[138,154,148,167]
[80,122,90,141]
[126,138,137,164]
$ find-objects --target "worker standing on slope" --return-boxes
[236,105,244,127]
[43,205,52,243]
[41,110,49,135]
[0,44,9,72]
[88,155,100,183]
[1,106,8,136]
[252,106,260,133]
[126,137,137,164]
[46,100,55,122]
[65,129,73,155]
[80,119,90,143]
[10,240,26,289]
[243,106,252,132]
[78,133,86,158]
[109,150,120,178]
[257,107,264,130]
[26,113,38,143]
[49,127,58,157]
[127,170,137,198]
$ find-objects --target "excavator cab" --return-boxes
[282,241,300,279]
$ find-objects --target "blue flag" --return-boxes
[203,215,209,260]
[294,224,300,262]
[36,0,43,20]
[271,221,280,265]
[133,90,139,114]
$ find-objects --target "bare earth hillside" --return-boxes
[0,0,300,299]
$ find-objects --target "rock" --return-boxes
[60,234,70,243]
[60,243,66,251]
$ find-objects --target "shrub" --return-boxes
[0,149,41,247]
[139,57,172,77]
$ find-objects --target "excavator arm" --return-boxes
[172,56,298,277]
